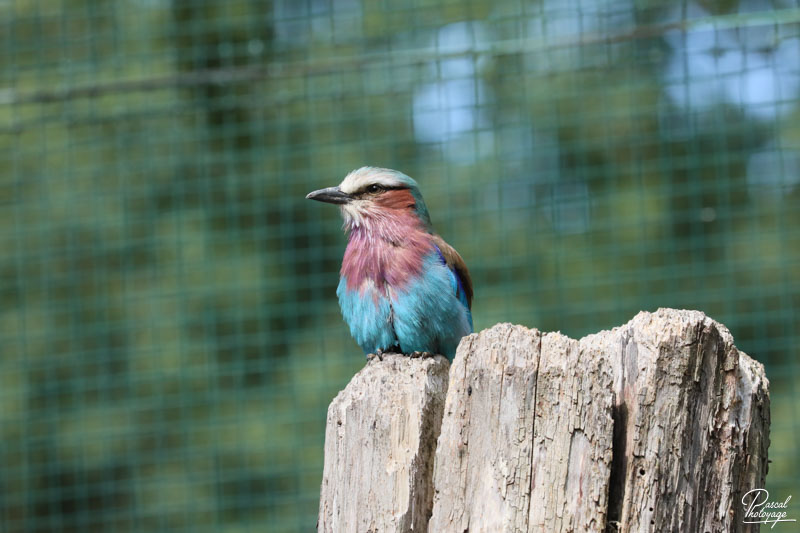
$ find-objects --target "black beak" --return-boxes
[306,186,352,205]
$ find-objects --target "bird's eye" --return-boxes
[367,184,382,193]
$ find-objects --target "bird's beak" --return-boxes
[306,186,352,205]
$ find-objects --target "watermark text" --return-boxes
[742,489,795,529]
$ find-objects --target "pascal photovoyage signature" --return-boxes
[742,489,796,528]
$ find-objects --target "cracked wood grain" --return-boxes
[317,353,449,533]
[428,324,615,532]
[600,309,770,533]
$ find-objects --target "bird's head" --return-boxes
[306,167,432,232]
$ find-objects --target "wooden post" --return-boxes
[429,323,615,532]
[319,309,770,533]
[317,353,449,533]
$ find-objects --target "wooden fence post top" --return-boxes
[319,309,770,533]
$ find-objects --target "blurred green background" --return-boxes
[1,0,798,531]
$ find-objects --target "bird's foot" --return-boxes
[366,349,385,362]
[409,351,436,359]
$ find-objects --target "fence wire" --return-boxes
[1,0,799,531]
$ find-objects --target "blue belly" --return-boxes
[337,277,399,355]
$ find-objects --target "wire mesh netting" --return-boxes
[1,0,799,531]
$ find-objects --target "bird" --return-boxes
[306,166,473,360]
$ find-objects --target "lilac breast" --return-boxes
[341,218,433,293]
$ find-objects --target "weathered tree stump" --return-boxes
[317,353,449,533]
[319,309,770,533]
[429,325,615,532]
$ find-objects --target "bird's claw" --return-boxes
[409,351,435,359]
[367,349,385,362]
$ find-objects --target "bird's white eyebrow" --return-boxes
[339,171,404,194]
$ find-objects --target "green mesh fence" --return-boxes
[1,0,799,531]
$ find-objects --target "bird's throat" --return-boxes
[340,217,433,292]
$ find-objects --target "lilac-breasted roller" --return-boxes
[307,167,473,359]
